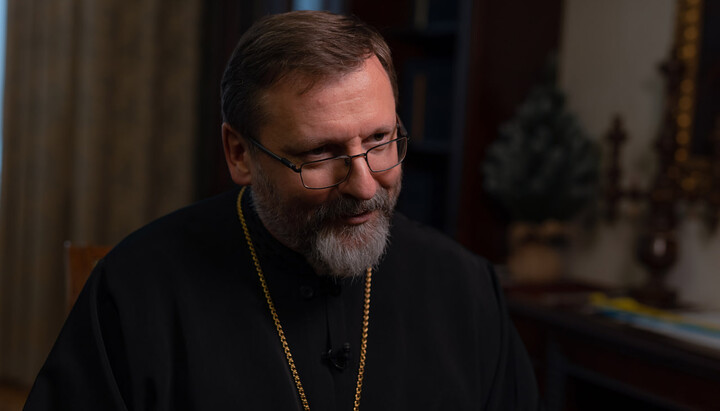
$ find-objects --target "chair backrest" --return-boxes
[64,242,111,312]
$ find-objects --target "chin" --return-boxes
[308,210,391,278]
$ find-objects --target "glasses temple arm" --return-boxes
[247,137,301,173]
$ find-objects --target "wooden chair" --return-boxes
[0,378,30,411]
[64,242,111,312]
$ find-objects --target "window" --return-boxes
[0,0,6,194]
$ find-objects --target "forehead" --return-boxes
[258,56,396,146]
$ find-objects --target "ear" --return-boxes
[222,122,253,186]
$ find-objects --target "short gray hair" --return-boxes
[220,10,398,141]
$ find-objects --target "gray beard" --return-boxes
[250,168,399,278]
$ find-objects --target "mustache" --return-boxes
[313,189,392,222]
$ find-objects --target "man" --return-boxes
[25,11,539,410]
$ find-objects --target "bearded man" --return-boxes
[24,11,539,411]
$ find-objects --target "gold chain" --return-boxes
[236,186,371,411]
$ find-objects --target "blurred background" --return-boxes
[1,0,719,409]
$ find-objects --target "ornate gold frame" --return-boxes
[669,0,710,197]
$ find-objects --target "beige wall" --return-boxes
[558,0,720,308]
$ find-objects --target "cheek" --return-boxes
[375,166,402,191]
[290,187,333,208]
[256,160,303,194]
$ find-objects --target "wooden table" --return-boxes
[505,283,720,411]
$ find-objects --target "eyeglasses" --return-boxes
[247,117,408,189]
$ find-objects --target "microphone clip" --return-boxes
[322,342,351,371]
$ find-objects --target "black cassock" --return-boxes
[24,187,539,410]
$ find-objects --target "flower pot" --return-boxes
[507,220,569,284]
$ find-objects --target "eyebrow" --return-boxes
[283,122,398,152]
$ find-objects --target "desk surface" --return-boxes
[505,283,720,410]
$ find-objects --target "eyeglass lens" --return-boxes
[300,137,407,189]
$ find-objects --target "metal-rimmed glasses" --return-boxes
[246,117,408,189]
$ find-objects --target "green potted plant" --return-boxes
[482,59,599,283]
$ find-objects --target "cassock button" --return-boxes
[299,285,314,299]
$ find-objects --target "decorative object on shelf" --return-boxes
[604,0,720,308]
[506,220,570,284]
[483,55,600,283]
[604,116,680,308]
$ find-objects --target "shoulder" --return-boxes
[383,212,501,305]
[379,214,504,324]
[96,188,247,298]
[387,212,492,277]
[107,189,241,262]
[379,213,509,352]
[116,188,240,252]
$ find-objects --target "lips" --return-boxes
[342,209,375,225]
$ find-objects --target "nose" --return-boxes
[337,155,377,200]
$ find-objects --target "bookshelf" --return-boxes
[350,0,472,234]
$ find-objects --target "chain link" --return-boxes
[237,187,371,411]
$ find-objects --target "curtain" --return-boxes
[0,0,200,385]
